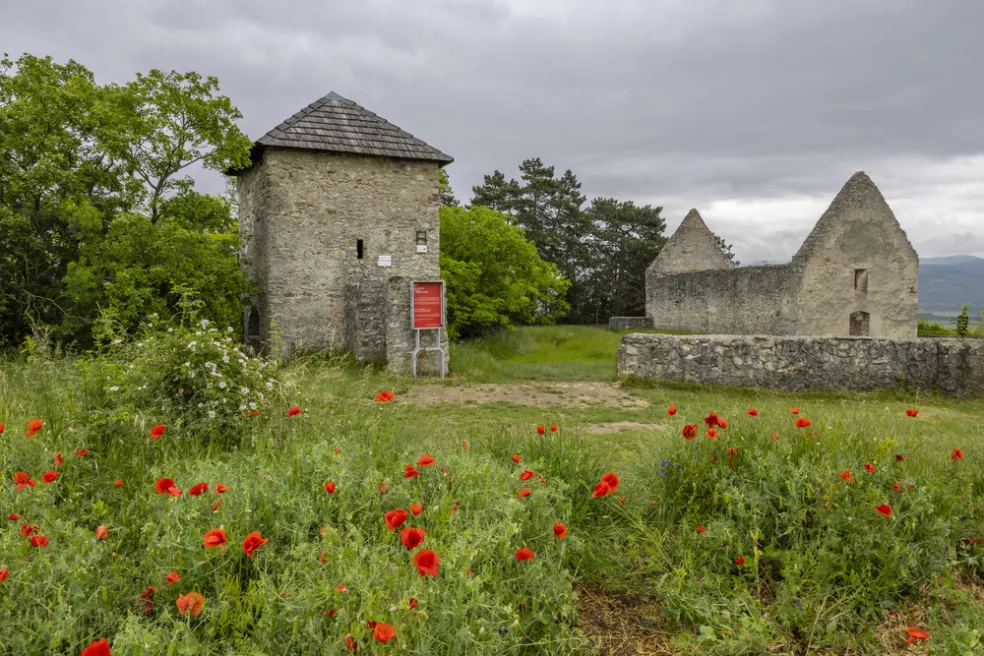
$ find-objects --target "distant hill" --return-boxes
[918,255,984,313]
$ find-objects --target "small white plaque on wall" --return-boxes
[416,245,428,253]
[377,254,392,267]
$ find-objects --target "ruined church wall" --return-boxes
[645,264,804,335]
[618,333,984,397]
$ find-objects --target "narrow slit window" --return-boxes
[247,308,260,337]
[357,239,364,259]
[854,269,868,293]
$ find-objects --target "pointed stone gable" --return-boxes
[793,171,916,263]
[251,92,453,165]
[648,209,735,275]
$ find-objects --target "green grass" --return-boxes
[3,328,984,655]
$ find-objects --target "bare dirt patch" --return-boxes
[405,382,649,410]
[577,587,673,655]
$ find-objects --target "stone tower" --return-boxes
[230,92,453,371]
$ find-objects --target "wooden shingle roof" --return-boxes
[250,91,453,166]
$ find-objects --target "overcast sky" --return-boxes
[4,0,983,262]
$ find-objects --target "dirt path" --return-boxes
[404,381,650,410]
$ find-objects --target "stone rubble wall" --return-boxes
[609,316,654,331]
[618,333,984,397]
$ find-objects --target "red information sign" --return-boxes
[412,281,445,329]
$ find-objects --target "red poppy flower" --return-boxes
[54,452,64,467]
[13,472,36,492]
[667,404,677,416]
[510,454,521,465]
[74,449,88,457]
[905,409,919,418]
[0,423,3,434]
[408,597,418,610]
[747,408,758,416]
[80,638,111,656]
[682,424,697,440]
[335,584,347,592]
[906,626,930,644]
[791,407,800,414]
[519,469,535,481]
[839,470,854,482]
[287,406,302,417]
[461,440,469,449]
[409,504,423,516]
[344,635,358,652]
[794,418,811,429]
[592,481,611,498]
[696,525,705,534]
[25,419,43,437]
[400,526,426,550]
[550,424,559,432]
[536,425,545,435]
[896,454,904,461]
[8,513,19,520]
[416,454,435,468]
[150,424,166,439]
[248,411,262,417]
[518,487,531,498]
[952,449,964,461]
[41,471,59,484]
[874,504,893,518]
[771,432,779,439]
[21,523,38,537]
[242,530,268,557]
[375,390,395,403]
[203,528,227,549]
[212,499,222,512]
[412,549,440,576]
[166,485,182,497]
[553,523,567,540]
[166,572,180,586]
[385,508,408,530]
[324,481,336,494]
[403,465,420,479]
[373,622,397,643]
[602,472,619,492]
[189,482,209,496]
[515,546,535,561]
[0,568,7,583]
[864,463,876,473]
[95,525,108,540]
[706,428,718,439]
[114,479,123,487]
[717,418,728,430]
[703,412,720,427]
[735,555,745,565]
[176,591,205,616]
[215,483,229,493]
[726,448,738,457]
[139,585,154,616]
[29,535,49,548]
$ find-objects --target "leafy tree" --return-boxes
[438,168,459,207]
[439,205,570,338]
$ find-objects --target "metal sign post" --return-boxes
[410,280,446,379]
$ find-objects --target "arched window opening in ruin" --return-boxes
[247,308,261,337]
[850,311,870,336]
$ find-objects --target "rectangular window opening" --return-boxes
[357,239,364,260]
[854,268,868,293]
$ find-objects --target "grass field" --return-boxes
[3,325,984,654]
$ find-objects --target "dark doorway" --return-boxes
[850,311,870,336]
[247,308,261,337]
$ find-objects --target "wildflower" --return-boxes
[344,635,358,651]
[0,424,3,434]
[907,626,930,644]
[416,454,435,468]
[839,470,855,482]
[952,449,964,461]
[412,549,440,576]
[400,527,426,550]
[905,409,919,418]
[511,454,521,464]
[704,412,721,428]
[95,525,108,540]
[520,469,535,481]
[375,390,395,403]
[408,597,418,610]
[896,454,904,461]
[378,482,389,495]
[14,472,36,492]
[75,448,88,457]
[203,528,227,549]
[242,531,268,557]
[212,499,221,512]
[461,440,469,449]
[248,411,261,417]
[550,424,559,432]
[29,535,49,548]
[794,418,811,428]
[748,408,758,416]
[287,406,303,417]
[324,481,336,494]
[41,471,59,484]
[409,504,423,516]
[216,483,230,493]
[150,424,166,440]
[593,481,610,497]
[735,555,745,565]
[791,407,800,414]
[696,525,705,534]
[385,509,408,530]
[536,425,545,435]
[667,404,677,416]
[0,568,7,583]
[8,513,19,520]
[552,523,568,540]
[373,622,397,643]
[602,472,619,492]
[189,482,209,496]
[80,638,111,656]
[166,572,180,586]
[518,487,531,498]
[25,419,43,437]
[176,591,205,616]
[336,584,347,592]
[717,418,728,429]
[706,428,718,439]
[21,523,38,537]
[54,452,64,467]
[875,504,893,518]
[682,424,697,440]
[864,463,876,473]
[771,432,779,439]
[515,547,535,562]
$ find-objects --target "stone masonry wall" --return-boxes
[609,316,654,331]
[618,333,984,397]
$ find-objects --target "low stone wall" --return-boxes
[609,316,654,331]
[617,334,984,396]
